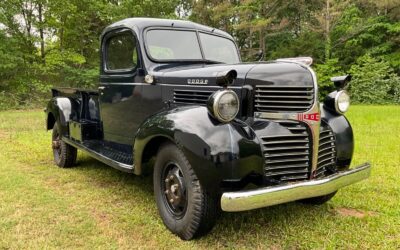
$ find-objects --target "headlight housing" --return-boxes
[335,90,350,114]
[207,90,239,123]
[324,90,350,115]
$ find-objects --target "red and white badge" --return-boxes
[297,113,320,122]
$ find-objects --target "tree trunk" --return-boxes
[260,28,265,60]
[325,0,331,62]
[60,16,66,51]
[38,2,45,63]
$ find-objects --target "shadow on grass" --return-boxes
[74,155,333,245]
[75,155,154,195]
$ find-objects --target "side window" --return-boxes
[105,32,138,71]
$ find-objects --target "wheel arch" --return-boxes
[45,97,79,136]
[47,112,56,130]
[134,135,174,175]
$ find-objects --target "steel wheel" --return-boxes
[153,142,218,240]
[161,162,188,218]
[52,126,62,163]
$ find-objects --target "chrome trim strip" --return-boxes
[221,163,371,212]
[254,62,320,175]
[277,57,313,66]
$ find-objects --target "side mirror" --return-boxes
[215,70,237,87]
[255,50,264,61]
[331,75,352,89]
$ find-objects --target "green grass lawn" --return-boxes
[0,106,399,249]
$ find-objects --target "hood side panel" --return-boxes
[153,64,256,86]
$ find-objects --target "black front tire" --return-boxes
[52,122,77,168]
[154,143,218,240]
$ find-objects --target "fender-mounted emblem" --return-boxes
[187,79,208,85]
[297,113,320,122]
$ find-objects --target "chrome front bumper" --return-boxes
[221,163,371,212]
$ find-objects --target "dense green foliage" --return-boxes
[349,54,400,103]
[0,0,399,109]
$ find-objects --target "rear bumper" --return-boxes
[221,163,371,212]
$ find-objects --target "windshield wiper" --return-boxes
[202,59,224,64]
[177,59,225,65]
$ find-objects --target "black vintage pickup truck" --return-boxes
[45,18,371,240]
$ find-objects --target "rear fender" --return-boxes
[46,97,79,135]
[134,106,263,191]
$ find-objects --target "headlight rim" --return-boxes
[208,89,239,123]
[334,90,350,114]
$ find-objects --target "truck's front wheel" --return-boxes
[154,143,218,240]
[52,122,77,168]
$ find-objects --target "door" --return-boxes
[99,28,162,145]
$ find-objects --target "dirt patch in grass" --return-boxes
[91,208,112,225]
[0,129,10,140]
[334,207,378,218]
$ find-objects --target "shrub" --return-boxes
[349,55,400,104]
[315,58,344,99]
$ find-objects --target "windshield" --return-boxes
[146,29,240,64]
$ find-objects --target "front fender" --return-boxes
[134,106,264,191]
[321,105,354,168]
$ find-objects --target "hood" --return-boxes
[151,61,314,87]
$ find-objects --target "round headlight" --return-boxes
[335,90,350,114]
[208,90,239,123]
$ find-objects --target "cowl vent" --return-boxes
[173,89,214,105]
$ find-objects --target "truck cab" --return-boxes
[45,18,370,240]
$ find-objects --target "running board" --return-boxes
[63,137,134,173]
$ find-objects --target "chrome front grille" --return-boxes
[315,123,337,178]
[261,121,311,182]
[254,85,314,113]
[173,89,213,105]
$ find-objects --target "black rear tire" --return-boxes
[153,143,218,240]
[52,122,77,168]
[299,191,337,205]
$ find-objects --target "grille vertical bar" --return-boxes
[261,121,311,182]
[254,85,314,112]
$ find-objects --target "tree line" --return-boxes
[0,0,399,109]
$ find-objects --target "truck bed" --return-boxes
[52,87,98,97]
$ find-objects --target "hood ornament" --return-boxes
[276,57,313,66]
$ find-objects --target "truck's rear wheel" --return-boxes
[154,143,218,240]
[52,122,77,168]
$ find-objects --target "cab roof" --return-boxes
[102,17,233,40]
